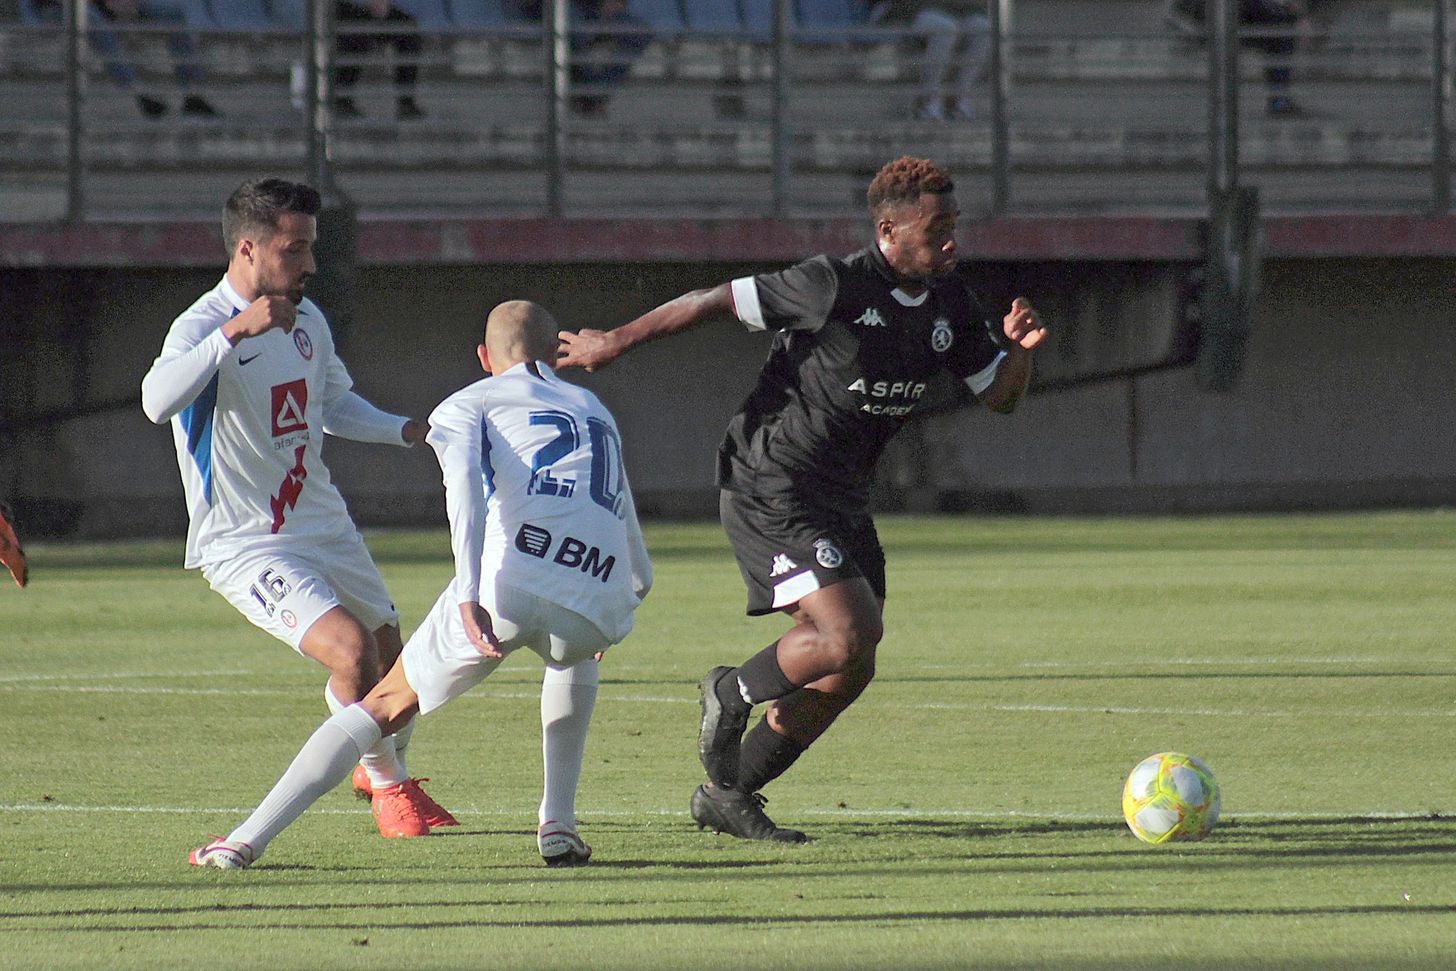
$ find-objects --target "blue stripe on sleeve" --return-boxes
[180,373,220,505]
[480,418,495,503]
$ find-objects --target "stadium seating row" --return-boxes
[11,0,869,32]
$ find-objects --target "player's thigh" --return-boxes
[401,585,531,715]
[720,490,885,617]
[202,548,348,653]
[310,532,400,633]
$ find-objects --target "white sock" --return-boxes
[539,660,599,831]
[391,714,416,776]
[229,704,382,857]
[326,683,406,789]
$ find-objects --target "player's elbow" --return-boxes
[985,393,1020,415]
[139,382,174,425]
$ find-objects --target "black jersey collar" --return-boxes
[866,241,900,286]
[866,240,932,293]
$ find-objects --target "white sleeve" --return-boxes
[323,390,408,445]
[619,467,652,602]
[140,323,236,424]
[964,351,1007,396]
[427,396,486,606]
[316,332,409,445]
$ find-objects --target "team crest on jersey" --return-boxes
[293,327,314,360]
[814,538,843,569]
[855,307,887,328]
[930,318,954,353]
[769,553,798,577]
[271,379,309,438]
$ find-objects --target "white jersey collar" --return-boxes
[219,274,251,314]
[496,360,558,381]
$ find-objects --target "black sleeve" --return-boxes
[737,255,841,333]
[940,285,1005,383]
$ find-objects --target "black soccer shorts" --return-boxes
[719,489,887,616]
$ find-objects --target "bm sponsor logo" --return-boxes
[515,523,616,582]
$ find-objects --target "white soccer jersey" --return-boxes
[427,361,652,644]
[141,276,410,569]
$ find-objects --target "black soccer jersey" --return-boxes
[718,244,1006,509]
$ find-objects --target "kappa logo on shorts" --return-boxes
[769,553,798,577]
[516,523,553,558]
[931,318,954,353]
[814,538,843,569]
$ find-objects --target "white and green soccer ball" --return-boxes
[1121,752,1221,844]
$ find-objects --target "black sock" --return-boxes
[737,718,806,794]
[732,641,798,706]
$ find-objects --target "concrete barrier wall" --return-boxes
[2,254,1454,539]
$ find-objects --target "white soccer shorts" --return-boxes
[201,532,400,651]
[403,581,611,715]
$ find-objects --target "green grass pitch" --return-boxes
[3,512,1456,969]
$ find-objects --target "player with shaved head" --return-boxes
[558,156,1047,842]
[191,300,652,869]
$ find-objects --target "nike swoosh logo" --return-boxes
[239,354,260,366]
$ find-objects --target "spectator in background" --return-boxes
[1164,0,1315,117]
[871,1,990,122]
[505,0,651,118]
[334,1,427,120]
[25,0,220,119]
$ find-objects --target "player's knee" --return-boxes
[304,623,379,694]
[817,620,882,672]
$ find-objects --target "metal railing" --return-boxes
[0,0,1449,222]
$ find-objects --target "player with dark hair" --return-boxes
[142,176,455,842]
[557,156,1047,841]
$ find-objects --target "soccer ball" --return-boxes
[1121,752,1221,844]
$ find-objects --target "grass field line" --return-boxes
[0,669,253,684]
[1,801,1444,823]
[7,682,1456,719]
[1013,655,1388,668]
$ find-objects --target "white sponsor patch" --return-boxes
[772,569,821,608]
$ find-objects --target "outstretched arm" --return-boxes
[979,297,1047,415]
[556,283,736,372]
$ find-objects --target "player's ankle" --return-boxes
[715,668,751,712]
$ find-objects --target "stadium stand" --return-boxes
[0,0,1447,221]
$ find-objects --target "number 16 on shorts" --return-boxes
[249,567,293,619]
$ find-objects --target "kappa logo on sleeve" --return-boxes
[271,380,309,437]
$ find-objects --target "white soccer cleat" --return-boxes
[188,836,256,869]
[538,823,592,867]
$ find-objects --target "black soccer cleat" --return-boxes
[690,784,809,844]
[698,666,751,790]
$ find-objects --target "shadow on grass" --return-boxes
[6,898,1455,934]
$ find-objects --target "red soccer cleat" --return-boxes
[351,763,372,800]
[371,782,431,838]
[403,777,459,828]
